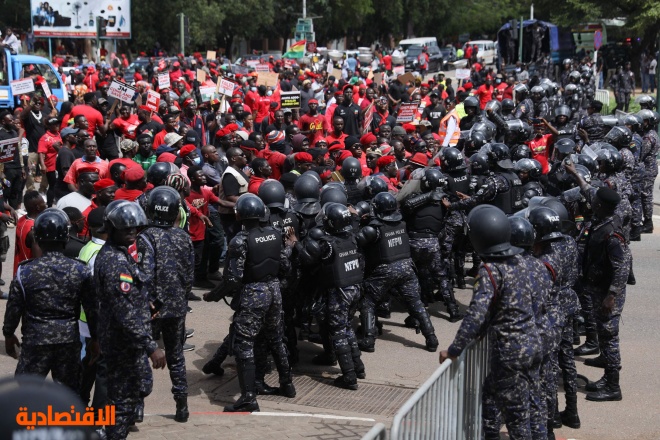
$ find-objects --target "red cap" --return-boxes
[216,123,239,138]
[179,144,197,157]
[360,133,377,146]
[138,105,152,112]
[409,152,429,166]
[337,150,353,165]
[157,152,177,163]
[308,99,318,105]
[334,90,343,97]
[173,61,180,67]
[122,166,146,182]
[402,123,417,133]
[93,178,116,192]
[421,83,429,88]
[328,143,345,152]
[377,155,396,168]
[294,152,313,163]
[78,166,99,175]
[182,97,195,108]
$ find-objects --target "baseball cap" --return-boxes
[60,127,80,137]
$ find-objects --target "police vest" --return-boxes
[521,181,544,205]
[491,171,523,214]
[554,123,575,141]
[407,202,444,234]
[345,181,363,206]
[582,221,622,290]
[545,164,563,197]
[367,221,411,266]
[244,227,281,283]
[269,209,301,236]
[322,235,363,288]
[445,170,470,201]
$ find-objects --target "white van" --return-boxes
[398,37,438,52]
[464,40,497,65]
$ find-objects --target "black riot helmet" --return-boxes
[623,114,642,133]
[323,203,353,233]
[363,175,389,199]
[515,158,542,179]
[235,193,266,221]
[440,147,467,172]
[259,179,286,208]
[466,131,488,154]
[554,138,576,155]
[320,187,348,207]
[322,181,348,196]
[596,149,623,172]
[487,143,513,169]
[371,192,402,221]
[470,120,497,141]
[420,168,448,192]
[103,200,148,231]
[572,164,592,185]
[576,153,597,174]
[469,152,490,175]
[513,83,528,100]
[341,157,363,180]
[564,83,578,96]
[294,175,320,203]
[467,205,522,257]
[554,105,572,120]
[33,208,70,244]
[509,217,535,249]
[485,100,501,114]
[569,70,581,82]
[530,86,544,102]
[505,119,532,144]
[511,144,532,161]
[638,109,655,128]
[354,200,371,218]
[528,206,563,242]
[147,162,180,186]
[604,126,633,149]
[463,96,479,111]
[638,95,656,110]
[147,186,181,226]
[501,98,515,112]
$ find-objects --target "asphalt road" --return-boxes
[0,177,658,439]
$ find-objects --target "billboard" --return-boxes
[31,0,131,39]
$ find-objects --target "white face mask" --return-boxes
[267,91,273,96]
[192,157,201,165]
[251,87,257,92]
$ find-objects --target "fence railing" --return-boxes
[595,88,610,112]
[365,337,489,440]
[361,423,387,440]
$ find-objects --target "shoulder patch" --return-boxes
[120,281,131,293]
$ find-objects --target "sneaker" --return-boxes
[183,343,195,352]
[185,328,194,339]
[187,306,193,313]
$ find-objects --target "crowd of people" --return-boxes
[0,49,657,440]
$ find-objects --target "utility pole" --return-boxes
[518,16,524,62]
[302,0,306,18]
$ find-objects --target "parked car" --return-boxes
[405,45,443,72]
[439,46,457,69]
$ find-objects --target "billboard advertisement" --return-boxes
[31,0,131,39]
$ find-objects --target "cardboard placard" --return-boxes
[196,69,207,83]
[245,60,260,67]
[396,101,420,123]
[206,50,217,61]
[331,68,342,79]
[108,80,137,103]
[259,72,279,88]
[280,91,301,109]
[455,68,471,80]
[0,137,19,163]
[393,65,405,76]
[157,73,171,90]
[373,72,383,85]
[41,81,52,98]
[367,69,374,80]
[397,72,415,85]
[255,64,270,72]
[10,78,35,96]
[199,86,216,102]
[217,78,235,96]
[146,90,160,111]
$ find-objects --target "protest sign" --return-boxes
[196,69,206,83]
[280,91,301,109]
[107,80,137,103]
[217,78,235,96]
[206,50,216,61]
[0,137,19,163]
[397,72,415,85]
[455,69,471,80]
[396,101,419,123]
[157,73,170,90]
[10,78,35,96]
[146,90,160,111]
[259,72,279,88]
[255,64,270,72]
[41,81,52,98]
[373,72,383,85]
[199,86,216,102]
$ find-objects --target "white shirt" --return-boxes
[56,192,92,212]
[650,59,657,71]
[2,34,20,53]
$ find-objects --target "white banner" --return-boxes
[217,79,235,96]
[31,0,132,38]
[108,80,136,103]
[455,69,471,80]
[157,73,171,90]
[10,79,35,96]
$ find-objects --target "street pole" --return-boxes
[303,0,306,19]
[48,38,52,60]
[530,3,534,20]
[518,16,524,63]
[179,13,185,56]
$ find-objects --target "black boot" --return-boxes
[574,332,599,356]
[255,378,279,395]
[174,395,189,423]
[630,225,642,241]
[586,370,622,402]
[312,351,337,366]
[416,310,439,352]
[572,320,581,346]
[271,343,296,398]
[552,407,562,429]
[134,400,144,423]
[584,354,606,368]
[375,298,391,319]
[404,315,419,329]
[627,268,636,285]
[585,375,607,392]
[224,359,260,412]
[455,262,467,289]
[350,341,366,379]
[357,309,376,353]
[333,347,358,390]
[560,393,580,429]
[202,359,225,376]
[440,280,464,322]
[641,219,653,233]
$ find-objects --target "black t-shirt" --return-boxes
[280,80,292,92]
[422,104,446,132]
[335,103,362,136]
[22,111,46,153]
[136,120,164,139]
[55,146,76,190]
[222,168,249,197]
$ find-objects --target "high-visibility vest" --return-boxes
[438,109,461,146]
[78,240,103,323]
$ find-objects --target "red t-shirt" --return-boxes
[474,85,494,110]
[255,96,271,123]
[14,215,34,275]
[326,132,348,150]
[70,105,104,138]
[526,134,553,174]
[186,187,220,241]
[382,55,392,71]
[112,114,140,139]
[248,175,265,195]
[298,113,328,145]
[257,149,287,180]
[37,132,62,172]
[114,188,144,202]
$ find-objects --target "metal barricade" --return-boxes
[386,337,489,440]
[361,423,387,440]
[595,89,610,112]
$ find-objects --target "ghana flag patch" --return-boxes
[120,273,133,283]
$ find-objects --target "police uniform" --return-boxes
[2,252,96,393]
[137,225,195,401]
[442,169,471,289]
[640,128,659,227]
[95,242,157,439]
[451,170,523,215]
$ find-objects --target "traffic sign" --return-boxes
[594,30,603,50]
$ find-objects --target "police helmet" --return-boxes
[604,126,632,149]
[513,83,528,99]
[371,192,402,222]
[440,147,467,172]
[596,149,623,172]
[420,168,448,192]
[501,98,515,112]
[515,158,542,179]
[468,131,488,152]
[354,200,371,218]
[235,193,266,221]
[573,163,592,185]
[259,179,286,208]
[467,205,522,257]
[569,70,581,81]
[554,138,576,155]
[103,200,148,231]
[147,186,181,226]
[302,169,321,183]
[323,203,353,233]
[341,157,363,180]
[528,206,563,242]
[637,109,655,126]
[638,95,656,110]
[564,84,578,95]
[322,181,348,196]
[576,154,598,174]
[147,162,180,186]
[530,86,544,102]
[554,105,572,119]
[294,175,320,203]
[320,187,348,207]
[563,58,573,66]
[487,143,513,169]
[470,120,496,141]
[33,208,70,244]
[511,144,532,161]
[463,96,479,110]
[363,175,389,199]
[509,217,535,249]
[469,153,489,175]
[623,114,642,133]
[484,100,501,114]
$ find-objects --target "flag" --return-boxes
[283,40,306,59]
[362,101,375,135]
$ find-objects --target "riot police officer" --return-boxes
[638,109,659,233]
[223,194,297,412]
[341,157,364,205]
[94,200,166,439]
[530,86,550,119]
[513,84,534,122]
[358,192,438,353]
[137,187,195,423]
[515,158,545,207]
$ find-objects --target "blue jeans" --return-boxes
[650,74,656,93]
